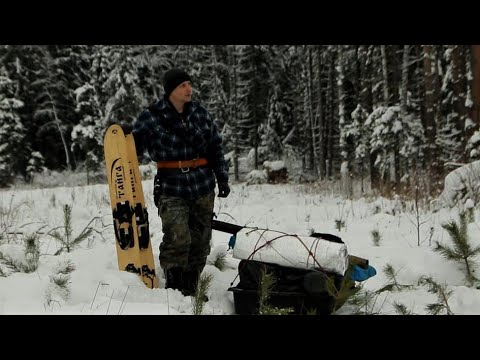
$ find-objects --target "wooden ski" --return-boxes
[104,124,158,289]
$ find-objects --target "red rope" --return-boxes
[230,226,342,291]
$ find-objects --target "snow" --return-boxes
[263,160,285,172]
[469,130,480,145]
[1,174,480,315]
[437,160,480,208]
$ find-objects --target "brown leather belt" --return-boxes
[156,158,208,172]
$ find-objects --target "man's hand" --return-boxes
[217,182,230,198]
[120,123,133,135]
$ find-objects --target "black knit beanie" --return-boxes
[163,68,192,97]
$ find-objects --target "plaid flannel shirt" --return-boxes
[133,97,229,199]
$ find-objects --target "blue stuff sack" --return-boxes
[351,264,377,282]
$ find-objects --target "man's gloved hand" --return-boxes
[120,123,133,135]
[153,176,161,208]
[217,182,230,198]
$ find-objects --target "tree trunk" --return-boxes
[360,45,376,191]
[380,45,390,106]
[326,51,335,178]
[316,46,325,180]
[337,46,349,185]
[396,45,410,190]
[230,47,240,182]
[422,45,436,193]
[307,46,316,173]
[470,45,480,129]
[400,45,409,116]
[451,45,467,161]
[48,91,72,171]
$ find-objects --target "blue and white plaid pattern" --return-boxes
[133,97,229,199]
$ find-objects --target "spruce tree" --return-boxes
[0,66,25,186]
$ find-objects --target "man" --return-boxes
[132,68,230,297]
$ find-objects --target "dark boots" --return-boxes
[164,268,208,301]
[183,270,208,301]
[182,270,200,296]
[164,267,184,291]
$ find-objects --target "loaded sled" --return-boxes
[212,219,376,315]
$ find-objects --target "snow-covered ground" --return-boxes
[1,176,480,315]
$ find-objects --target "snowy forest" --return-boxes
[1,45,480,198]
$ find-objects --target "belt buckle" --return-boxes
[181,167,190,173]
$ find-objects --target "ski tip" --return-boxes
[104,124,126,143]
[108,124,124,135]
[106,123,134,136]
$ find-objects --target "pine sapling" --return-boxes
[376,263,413,293]
[258,267,293,315]
[435,211,480,286]
[305,308,318,315]
[56,259,76,275]
[0,231,43,275]
[213,252,226,271]
[393,302,415,315]
[371,229,381,246]
[345,285,382,315]
[48,204,106,255]
[0,252,21,274]
[335,219,346,232]
[23,233,40,273]
[45,259,76,308]
[418,276,454,315]
[192,273,213,315]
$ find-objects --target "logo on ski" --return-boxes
[111,158,126,199]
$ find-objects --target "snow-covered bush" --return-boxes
[245,170,268,185]
[436,161,480,208]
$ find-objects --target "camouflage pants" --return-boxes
[157,192,215,272]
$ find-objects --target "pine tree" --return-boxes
[266,45,302,163]
[72,45,147,171]
[0,65,25,186]
[343,104,370,192]
[236,45,270,169]
[366,105,424,187]
[134,45,173,103]
[33,46,89,171]
[437,45,469,164]
[0,45,44,179]
[103,46,146,124]
[71,82,105,173]
[435,211,480,285]
[418,276,454,315]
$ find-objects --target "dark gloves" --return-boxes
[217,182,230,198]
[153,175,161,208]
[120,123,133,135]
